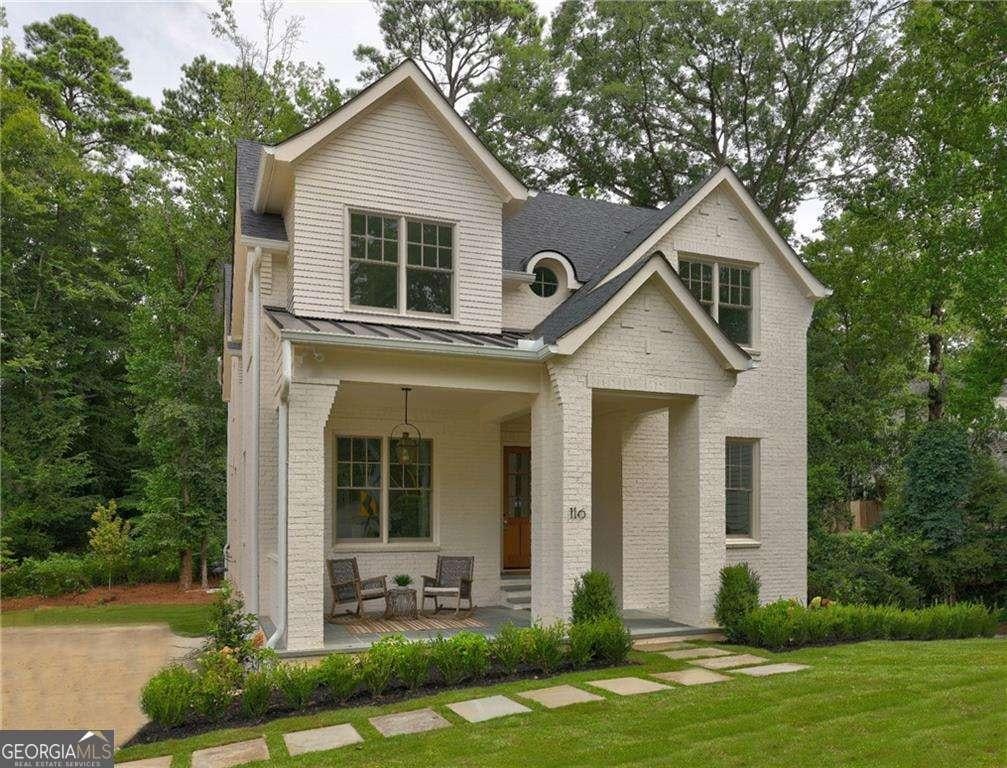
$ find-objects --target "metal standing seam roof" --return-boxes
[264,306,528,350]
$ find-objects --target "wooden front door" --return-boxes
[502,446,531,569]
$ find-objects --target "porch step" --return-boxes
[500,574,532,610]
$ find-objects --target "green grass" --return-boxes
[0,603,213,636]
[115,639,1007,768]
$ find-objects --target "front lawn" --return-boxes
[0,603,213,636]
[115,638,1007,767]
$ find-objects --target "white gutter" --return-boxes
[276,328,557,361]
[267,340,292,649]
[247,246,262,613]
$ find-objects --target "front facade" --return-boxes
[222,61,830,652]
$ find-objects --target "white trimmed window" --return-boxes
[725,439,757,537]
[348,210,454,316]
[334,435,433,543]
[678,258,753,346]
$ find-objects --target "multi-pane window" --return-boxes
[335,437,382,540]
[406,220,452,314]
[349,210,454,315]
[388,438,432,539]
[725,440,755,537]
[677,258,753,345]
[334,435,434,542]
[678,260,713,313]
[530,266,559,297]
[718,266,752,345]
[349,213,399,309]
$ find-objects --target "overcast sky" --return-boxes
[5,0,823,238]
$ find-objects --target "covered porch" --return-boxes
[307,607,704,655]
[274,338,725,653]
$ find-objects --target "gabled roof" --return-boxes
[252,59,527,211]
[593,167,830,300]
[236,139,286,242]
[527,167,830,353]
[532,251,753,372]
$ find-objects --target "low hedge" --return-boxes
[139,619,633,733]
[1,551,180,598]
[737,600,997,650]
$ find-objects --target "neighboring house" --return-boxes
[222,60,831,653]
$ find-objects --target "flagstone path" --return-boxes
[116,641,812,767]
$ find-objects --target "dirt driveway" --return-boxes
[0,624,203,742]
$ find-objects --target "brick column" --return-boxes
[285,380,338,652]
[667,395,725,627]
[530,366,592,622]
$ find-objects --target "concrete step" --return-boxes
[500,581,531,593]
[505,594,531,605]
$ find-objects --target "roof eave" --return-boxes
[275,327,551,361]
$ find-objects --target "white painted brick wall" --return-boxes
[320,403,504,611]
[227,182,814,643]
[285,381,339,652]
[621,409,670,613]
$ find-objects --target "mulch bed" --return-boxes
[1,581,220,611]
[126,658,638,747]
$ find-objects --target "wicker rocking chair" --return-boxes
[421,555,474,616]
[326,558,387,618]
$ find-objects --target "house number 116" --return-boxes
[568,507,587,521]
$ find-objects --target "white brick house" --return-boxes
[222,60,830,653]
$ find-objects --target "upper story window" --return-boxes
[678,258,753,346]
[349,213,399,309]
[406,220,452,315]
[531,266,559,297]
[348,210,453,316]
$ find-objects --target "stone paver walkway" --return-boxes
[115,645,814,767]
[587,677,672,696]
[733,663,810,677]
[283,723,363,755]
[369,708,452,737]
[518,684,604,709]
[632,638,696,652]
[662,647,732,660]
[190,738,269,768]
[652,668,731,686]
[447,695,531,723]
[690,653,768,670]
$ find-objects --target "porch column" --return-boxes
[285,380,338,652]
[530,365,592,622]
[667,396,725,627]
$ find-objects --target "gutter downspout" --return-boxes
[267,340,292,649]
[248,246,262,614]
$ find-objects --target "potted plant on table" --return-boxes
[387,574,417,618]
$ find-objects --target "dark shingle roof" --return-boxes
[503,192,658,282]
[531,253,655,343]
[526,170,721,342]
[236,140,287,241]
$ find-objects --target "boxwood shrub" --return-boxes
[737,600,997,650]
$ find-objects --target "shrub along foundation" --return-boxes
[128,655,634,746]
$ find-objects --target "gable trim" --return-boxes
[254,60,526,209]
[552,253,754,372]
[596,167,830,300]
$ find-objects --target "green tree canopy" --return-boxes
[470,0,894,230]
[355,0,542,107]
